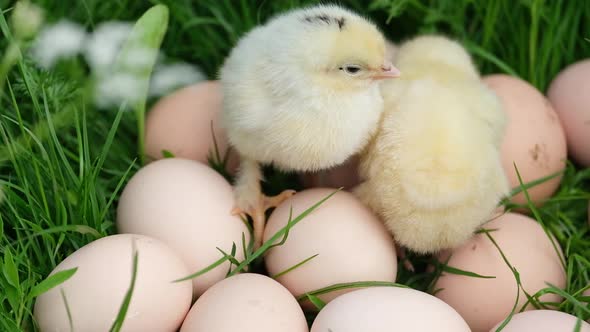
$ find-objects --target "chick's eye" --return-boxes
[339,65,362,75]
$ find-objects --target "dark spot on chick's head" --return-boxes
[302,14,346,30]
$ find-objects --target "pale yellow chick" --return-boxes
[220,4,400,247]
[354,35,510,254]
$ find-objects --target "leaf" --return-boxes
[272,254,318,279]
[161,149,175,158]
[440,265,496,279]
[112,4,170,165]
[109,247,139,332]
[306,294,326,311]
[3,249,20,289]
[296,281,409,301]
[28,267,78,299]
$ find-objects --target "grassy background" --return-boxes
[0,0,589,330]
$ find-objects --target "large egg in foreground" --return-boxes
[263,188,397,309]
[489,310,590,332]
[180,273,308,332]
[34,234,192,331]
[310,287,470,332]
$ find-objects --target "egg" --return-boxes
[434,212,566,332]
[310,286,470,332]
[34,234,192,331]
[116,158,250,297]
[483,74,567,206]
[547,59,590,167]
[145,81,238,174]
[489,310,590,332]
[180,273,308,332]
[299,155,361,190]
[263,188,397,309]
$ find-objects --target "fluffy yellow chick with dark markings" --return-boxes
[220,4,400,248]
[355,35,509,255]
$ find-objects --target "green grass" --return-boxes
[0,0,589,330]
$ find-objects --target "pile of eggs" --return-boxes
[33,46,590,331]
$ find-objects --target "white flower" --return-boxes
[94,72,143,109]
[149,63,206,97]
[30,20,86,68]
[83,21,132,72]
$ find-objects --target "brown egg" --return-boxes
[299,155,361,190]
[116,158,250,297]
[483,74,567,206]
[145,81,238,174]
[433,212,566,332]
[34,234,192,332]
[263,188,397,309]
[547,59,590,167]
[180,273,308,332]
[489,310,590,332]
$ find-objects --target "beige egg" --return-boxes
[547,59,590,167]
[34,234,192,332]
[263,188,397,309]
[483,74,567,206]
[299,155,361,190]
[116,158,250,297]
[310,287,470,332]
[145,81,238,174]
[434,212,566,332]
[180,273,308,332]
[489,310,590,332]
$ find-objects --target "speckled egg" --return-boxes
[34,234,192,332]
[434,212,566,332]
[547,59,590,167]
[489,310,590,332]
[310,287,470,332]
[145,81,238,174]
[116,158,250,297]
[180,273,308,332]
[483,74,567,206]
[263,188,397,309]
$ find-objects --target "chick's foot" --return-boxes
[231,189,296,249]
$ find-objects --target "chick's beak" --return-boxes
[372,61,401,80]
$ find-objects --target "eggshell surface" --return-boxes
[547,59,590,167]
[34,234,192,332]
[145,81,238,173]
[489,310,590,332]
[263,188,397,307]
[483,74,567,205]
[116,158,249,296]
[310,287,470,332]
[434,212,566,332]
[180,273,308,332]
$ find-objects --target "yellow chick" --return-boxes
[219,4,400,248]
[354,35,509,255]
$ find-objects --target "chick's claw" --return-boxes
[231,189,296,249]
